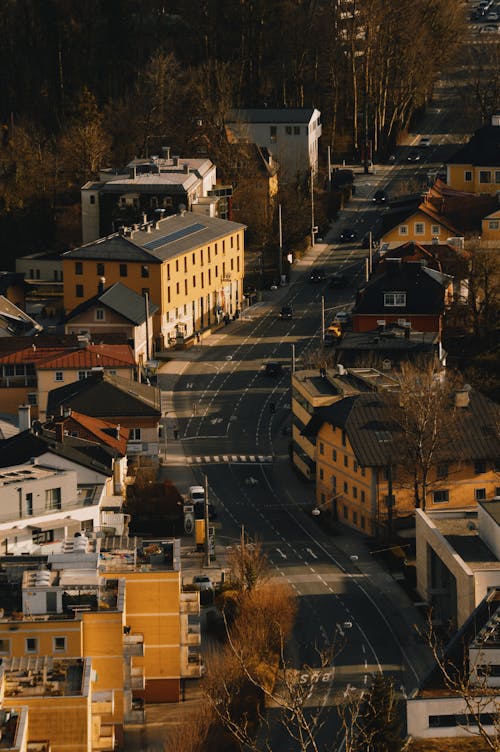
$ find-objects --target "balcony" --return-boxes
[91,690,115,716]
[124,708,145,725]
[180,592,200,615]
[123,633,144,657]
[92,722,115,751]
[130,666,145,691]
[183,622,201,647]
[180,647,203,678]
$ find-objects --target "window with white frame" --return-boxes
[95,308,105,321]
[414,222,425,235]
[55,371,64,382]
[489,220,499,230]
[464,170,472,182]
[475,488,486,501]
[431,225,440,235]
[53,637,66,652]
[399,225,408,236]
[433,489,449,504]
[479,170,491,184]
[130,428,141,441]
[26,638,38,653]
[0,639,10,654]
[78,370,91,380]
[384,292,406,307]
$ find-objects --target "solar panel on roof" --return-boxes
[143,222,205,251]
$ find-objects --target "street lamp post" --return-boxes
[310,168,315,247]
[278,203,283,281]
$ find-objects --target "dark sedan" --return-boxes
[338,228,358,242]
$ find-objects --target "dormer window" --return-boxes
[384,292,406,307]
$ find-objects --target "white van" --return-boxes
[188,485,205,503]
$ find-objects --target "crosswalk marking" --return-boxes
[188,454,274,465]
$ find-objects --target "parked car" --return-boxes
[333,310,351,324]
[309,268,327,283]
[329,272,348,288]
[372,189,387,203]
[189,485,205,503]
[279,304,293,319]
[338,228,358,242]
[263,361,283,377]
[324,323,342,346]
[419,137,431,148]
[192,574,213,592]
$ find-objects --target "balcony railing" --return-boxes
[93,722,115,752]
[123,633,144,657]
[180,592,200,615]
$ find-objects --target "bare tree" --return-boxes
[386,362,461,511]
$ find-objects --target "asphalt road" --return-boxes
[158,209,433,748]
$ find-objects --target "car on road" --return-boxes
[192,574,213,591]
[487,10,499,20]
[263,361,283,377]
[407,151,422,162]
[279,304,293,319]
[329,272,348,288]
[372,189,387,203]
[333,310,351,324]
[309,268,327,283]
[338,228,358,242]
[419,137,431,148]
[189,485,205,503]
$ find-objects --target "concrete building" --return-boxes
[415,500,500,630]
[407,588,500,741]
[81,152,224,244]
[226,108,322,180]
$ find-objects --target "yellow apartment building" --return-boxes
[381,203,461,247]
[305,389,500,536]
[291,366,398,480]
[0,656,113,752]
[0,536,201,741]
[62,212,246,350]
[446,115,500,194]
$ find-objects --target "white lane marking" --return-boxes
[306,547,318,559]
[276,548,287,560]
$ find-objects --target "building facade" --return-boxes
[63,213,245,349]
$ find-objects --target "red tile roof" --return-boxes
[0,344,135,369]
[63,410,130,454]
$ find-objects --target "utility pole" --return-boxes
[291,343,296,373]
[310,168,315,247]
[144,291,150,362]
[321,296,325,345]
[327,146,332,192]
[278,203,283,281]
[204,473,210,567]
[369,231,373,274]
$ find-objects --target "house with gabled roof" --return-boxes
[65,282,158,366]
[0,341,135,419]
[481,207,500,245]
[304,388,500,538]
[46,371,162,461]
[380,201,463,247]
[63,212,246,349]
[446,113,500,194]
[352,260,453,335]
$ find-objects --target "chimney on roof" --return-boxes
[162,146,171,160]
[18,404,31,432]
[129,165,137,180]
[142,212,148,225]
[172,156,179,167]
[55,420,64,443]
[114,424,121,439]
[183,163,190,174]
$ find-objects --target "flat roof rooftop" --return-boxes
[429,514,498,571]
